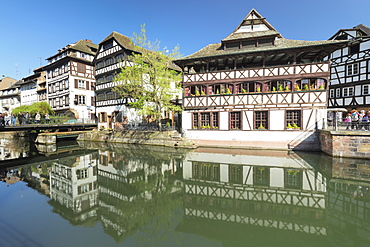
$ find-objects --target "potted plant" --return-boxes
[286,123,293,129]
[258,123,265,130]
[292,123,300,129]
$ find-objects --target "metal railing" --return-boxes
[324,118,370,131]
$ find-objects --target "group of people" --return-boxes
[344,108,370,130]
[0,112,50,126]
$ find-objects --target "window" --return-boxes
[329,89,334,98]
[192,112,219,129]
[286,110,301,129]
[255,111,268,129]
[347,63,359,76]
[77,63,85,73]
[343,87,354,97]
[229,165,243,184]
[116,54,124,62]
[99,112,107,123]
[192,162,220,181]
[105,57,114,66]
[230,112,241,129]
[96,61,104,69]
[336,88,340,97]
[76,95,86,105]
[97,77,104,84]
[77,169,88,179]
[363,85,369,95]
[78,80,85,89]
[349,44,360,54]
[285,169,301,189]
[103,42,113,50]
[254,167,269,186]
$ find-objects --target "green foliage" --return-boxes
[11,102,54,116]
[272,86,276,92]
[303,84,309,90]
[278,84,283,91]
[113,24,183,125]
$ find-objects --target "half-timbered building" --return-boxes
[328,24,370,112]
[44,39,97,120]
[174,9,347,150]
[94,31,182,130]
[94,32,141,130]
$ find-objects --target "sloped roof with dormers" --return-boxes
[46,39,98,61]
[176,9,348,62]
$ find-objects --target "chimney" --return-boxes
[85,39,92,43]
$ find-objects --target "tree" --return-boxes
[113,25,183,130]
[12,102,54,116]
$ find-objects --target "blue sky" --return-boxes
[1,0,370,80]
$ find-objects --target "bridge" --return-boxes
[0,122,97,132]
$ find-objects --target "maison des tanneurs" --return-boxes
[174,9,348,151]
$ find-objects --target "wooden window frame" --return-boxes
[229,111,241,130]
[254,111,268,130]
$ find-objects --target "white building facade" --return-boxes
[44,39,98,120]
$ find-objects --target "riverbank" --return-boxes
[77,130,197,149]
[77,129,370,159]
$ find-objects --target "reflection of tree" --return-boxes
[96,143,186,244]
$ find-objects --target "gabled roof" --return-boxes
[329,24,370,40]
[175,9,349,62]
[99,31,141,53]
[47,39,98,60]
[222,9,283,42]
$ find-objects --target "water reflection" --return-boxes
[0,142,370,246]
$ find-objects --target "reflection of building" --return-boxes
[327,179,370,246]
[49,152,99,225]
[181,149,327,237]
[97,147,182,241]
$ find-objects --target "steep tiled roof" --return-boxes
[222,30,280,42]
[70,40,98,55]
[100,31,141,53]
[179,38,348,61]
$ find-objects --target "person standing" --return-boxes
[18,112,24,125]
[4,113,10,126]
[24,112,30,125]
[351,108,359,130]
[35,112,41,124]
[345,113,352,130]
[10,114,16,125]
[45,113,50,124]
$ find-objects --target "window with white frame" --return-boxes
[343,87,354,97]
[336,88,340,97]
[329,89,334,98]
[347,63,359,76]
[77,95,86,105]
[363,85,369,95]
[78,80,85,89]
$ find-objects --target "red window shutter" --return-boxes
[75,79,78,88]
[86,81,90,90]
[91,82,95,91]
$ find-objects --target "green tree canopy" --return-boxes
[11,102,54,116]
[113,25,183,129]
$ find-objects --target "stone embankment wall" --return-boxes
[320,130,370,159]
[77,130,197,149]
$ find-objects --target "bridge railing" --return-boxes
[322,118,370,131]
[7,117,97,126]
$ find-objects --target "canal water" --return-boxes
[0,136,370,247]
